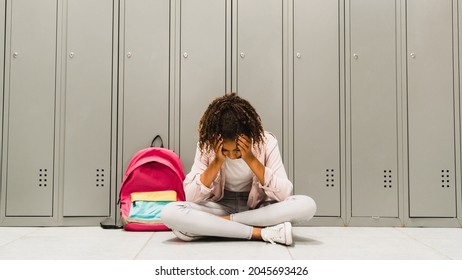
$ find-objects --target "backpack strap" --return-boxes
[150,135,164,148]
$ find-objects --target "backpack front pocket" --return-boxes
[125,190,177,224]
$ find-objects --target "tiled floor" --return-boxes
[0,226,461,260]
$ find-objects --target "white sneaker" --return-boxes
[172,229,202,241]
[261,222,293,245]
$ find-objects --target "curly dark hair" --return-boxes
[198,93,264,153]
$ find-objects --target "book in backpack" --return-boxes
[119,136,185,231]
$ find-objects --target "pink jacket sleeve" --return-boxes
[257,132,293,201]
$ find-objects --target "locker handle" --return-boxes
[12,52,19,58]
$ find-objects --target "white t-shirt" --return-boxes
[224,157,253,192]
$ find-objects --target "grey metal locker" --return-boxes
[236,0,283,144]
[62,0,113,216]
[121,0,170,172]
[349,0,399,217]
[5,0,57,216]
[180,0,227,170]
[407,0,456,217]
[0,0,4,162]
[293,0,340,216]
[0,0,5,215]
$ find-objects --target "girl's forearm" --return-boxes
[245,156,265,185]
[200,158,224,188]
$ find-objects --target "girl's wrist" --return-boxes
[242,153,256,165]
[213,156,225,165]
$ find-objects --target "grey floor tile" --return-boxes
[0,227,39,247]
[288,227,449,260]
[0,227,153,260]
[396,227,462,260]
[135,232,292,260]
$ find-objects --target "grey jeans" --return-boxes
[161,190,317,240]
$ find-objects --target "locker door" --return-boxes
[5,0,57,216]
[0,0,4,173]
[63,0,113,216]
[236,0,283,144]
[180,0,227,170]
[0,0,5,214]
[122,0,170,172]
[407,0,456,217]
[350,0,398,217]
[294,0,340,216]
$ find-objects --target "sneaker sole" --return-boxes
[284,222,293,245]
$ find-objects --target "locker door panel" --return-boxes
[6,0,57,216]
[350,0,398,217]
[407,0,456,217]
[294,0,340,216]
[180,0,227,170]
[122,0,170,172]
[63,0,113,216]
[237,0,283,144]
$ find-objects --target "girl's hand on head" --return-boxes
[237,134,255,163]
[213,137,226,164]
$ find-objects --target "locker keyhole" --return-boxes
[441,170,450,188]
[96,169,105,187]
[325,169,335,188]
[38,168,48,188]
[383,170,392,188]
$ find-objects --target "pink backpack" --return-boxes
[119,138,185,231]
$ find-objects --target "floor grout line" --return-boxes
[287,246,295,260]
[391,227,453,260]
[132,231,156,260]
[0,227,43,248]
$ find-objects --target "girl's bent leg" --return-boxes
[231,195,317,227]
[161,201,253,241]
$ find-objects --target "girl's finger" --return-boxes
[238,136,250,148]
[215,138,223,153]
[237,139,249,153]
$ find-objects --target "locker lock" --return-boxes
[127,52,132,58]
[410,53,416,59]
[240,52,245,58]
[183,52,188,58]
[12,52,19,58]
[69,52,75,58]
[296,52,301,59]
[353,53,359,60]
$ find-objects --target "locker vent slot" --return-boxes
[326,169,335,188]
[96,169,105,187]
[38,169,48,187]
[441,170,450,188]
[383,170,392,188]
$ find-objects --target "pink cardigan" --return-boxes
[183,131,293,209]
